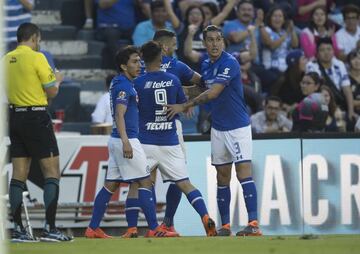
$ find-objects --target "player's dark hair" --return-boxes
[115,45,139,73]
[153,29,176,41]
[202,25,223,40]
[17,22,40,43]
[265,96,282,105]
[341,4,360,18]
[316,37,333,50]
[141,41,162,64]
[151,0,164,12]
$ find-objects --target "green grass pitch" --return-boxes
[8,235,360,254]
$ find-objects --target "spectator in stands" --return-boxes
[294,0,333,29]
[271,49,308,112]
[95,0,138,68]
[292,92,329,132]
[260,6,299,92]
[251,96,292,133]
[255,0,297,19]
[132,0,176,47]
[335,4,360,61]
[201,0,240,27]
[300,6,339,59]
[3,0,34,50]
[306,37,355,119]
[223,0,263,54]
[300,71,322,97]
[320,85,346,131]
[348,49,360,115]
[91,74,115,124]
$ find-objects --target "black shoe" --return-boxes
[11,226,38,243]
[40,226,73,242]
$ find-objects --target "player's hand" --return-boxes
[166,104,186,119]
[122,140,133,159]
[184,106,195,119]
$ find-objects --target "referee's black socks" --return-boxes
[44,178,59,230]
[9,178,26,230]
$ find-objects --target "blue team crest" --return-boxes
[117,91,126,99]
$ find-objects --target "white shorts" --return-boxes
[175,119,186,158]
[107,137,150,182]
[142,144,188,183]
[211,125,252,166]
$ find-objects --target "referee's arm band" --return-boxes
[43,81,57,88]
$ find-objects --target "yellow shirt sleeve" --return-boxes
[35,53,56,88]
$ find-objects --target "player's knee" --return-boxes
[235,163,252,180]
[104,181,120,192]
[217,173,231,185]
[176,179,194,194]
[138,177,152,189]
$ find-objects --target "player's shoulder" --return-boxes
[220,52,240,68]
[113,74,132,89]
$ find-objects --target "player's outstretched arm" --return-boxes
[166,83,224,119]
[115,104,133,159]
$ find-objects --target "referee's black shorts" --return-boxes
[9,106,59,159]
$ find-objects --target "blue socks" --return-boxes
[240,177,258,222]
[186,189,208,218]
[151,184,157,205]
[125,198,140,228]
[163,184,182,227]
[217,185,231,225]
[139,188,158,230]
[89,187,112,229]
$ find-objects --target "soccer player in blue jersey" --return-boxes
[132,40,216,237]
[84,46,177,238]
[167,25,262,236]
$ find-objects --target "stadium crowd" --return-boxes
[3,0,360,133]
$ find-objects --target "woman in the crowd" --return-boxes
[271,49,308,112]
[300,71,322,97]
[260,6,299,92]
[300,6,339,59]
[201,0,239,27]
[348,49,360,115]
[320,85,346,132]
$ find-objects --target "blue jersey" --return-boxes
[110,74,139,139]
[134,71,186,146]
[201,51,250,131]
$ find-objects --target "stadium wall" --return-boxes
[2,134,360,236]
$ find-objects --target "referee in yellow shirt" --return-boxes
[5,23,72,242]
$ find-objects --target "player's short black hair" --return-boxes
[202,25,223,40]
[153,29,176,41]
[150,0,164,12]
[265,96,282,105]
[341,4,360,18]
[115,45,139,73]
[316,37,333,50]
[140,41,162,64]
[17,22,40,43]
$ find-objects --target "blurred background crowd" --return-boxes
[3,0,360,134]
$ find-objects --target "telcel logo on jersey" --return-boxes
[146,122,173,130]
[144,80,174,89]
[160,61,171,71]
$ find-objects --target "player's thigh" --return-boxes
[39,156,60,179]
[119,139,151,181]
[211,128,233,166]
[224,125,252,164]
[23,112,59,159]
[9,113,30,158]
[106,137,124,181]
[11,157,32,182]
[158,145,188,183]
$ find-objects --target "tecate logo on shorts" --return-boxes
[145,122,173,130]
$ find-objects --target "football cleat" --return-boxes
[40,227,73,242]
[11,226,38,243]
[85,227,112,239]
[121,227,138,238]
[216,223,232,236]
[159,223,180,236]
[236,220,262,236]
[145,226,179,237]
[202,215,217,236]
